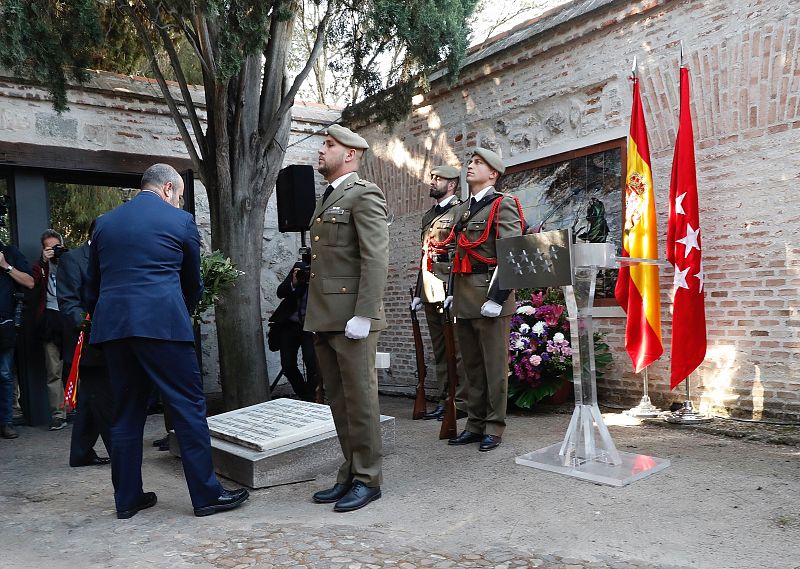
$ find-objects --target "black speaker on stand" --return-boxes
[276,164,316,233]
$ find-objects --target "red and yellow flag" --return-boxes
[614,75,663,373]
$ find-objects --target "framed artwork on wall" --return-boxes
[497,138,626,299]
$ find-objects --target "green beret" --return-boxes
[430,165,461,179]
[472,147,505,175]
[327,124,369,150]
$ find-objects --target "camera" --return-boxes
[296,246,311,284]
[52,244,69,259]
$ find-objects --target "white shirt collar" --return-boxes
[470,185,494,203]
[437,194,457,208]
[329,172,356,190]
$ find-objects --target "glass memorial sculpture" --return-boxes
[497,232,670,486]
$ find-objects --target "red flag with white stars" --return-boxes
[667,66,707,389]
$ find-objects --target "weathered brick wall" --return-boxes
[0,70,339,393]
[362,0,800,419]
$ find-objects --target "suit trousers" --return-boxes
[456,315,512,437]
[313,330,382,487]
[422,303,467,410]
[102,338,223,512]
[277,322,318,402]
[69,365,113,466]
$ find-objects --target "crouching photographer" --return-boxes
[267,248,318,402]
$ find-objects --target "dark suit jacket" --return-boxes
[86,191,202,344]
[269,261,308,325]
[57,243,104,367]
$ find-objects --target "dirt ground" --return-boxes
[1,395,798,569]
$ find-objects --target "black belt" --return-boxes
[470,263,490,274]
[432,254,450,262]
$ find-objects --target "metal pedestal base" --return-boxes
[516,443,671,487]
[625,395,663,418]
[665,400,713,424]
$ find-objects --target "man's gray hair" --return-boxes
[141,163,182,191]
[40,229,62,245]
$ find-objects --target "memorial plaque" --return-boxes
[207,398,336,452]
[496,229,574,290]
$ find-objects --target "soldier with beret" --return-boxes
[305,124,389,512]
[445,148,525,452]
[410,164,468,421]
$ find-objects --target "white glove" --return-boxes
[345,316,371,339]
[480,300,503,318]
[410,297,422,311]
[443,296,454,310]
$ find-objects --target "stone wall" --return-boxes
[0,70,340,393]
[359,0,800,419]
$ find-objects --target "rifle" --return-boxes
[409,287,428,419]
[438,302,459,439]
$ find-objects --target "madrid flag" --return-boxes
[666,66,707,388]
[615,75,663,373]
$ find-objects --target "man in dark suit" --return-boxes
[86,163,248,519]
[269,256,317,402]
[57,220,112,467]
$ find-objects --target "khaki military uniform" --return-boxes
[416,200,467,410]
[451,189,523,437]
[304,172,389,487]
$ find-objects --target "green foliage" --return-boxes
[0,0,102,111]
[193,251,245,324]
[47,183,126,247]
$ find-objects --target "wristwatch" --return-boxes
[4,266,12,274]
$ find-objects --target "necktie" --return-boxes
[322,184,334,203]
[434,204,444,214]
[469,197,480,216]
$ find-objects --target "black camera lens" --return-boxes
[52,244,69,259]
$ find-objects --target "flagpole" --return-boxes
[665,372,712,423]
[626,365,663,418]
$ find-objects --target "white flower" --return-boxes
[516,305,536,315]
[513,340,525,350]
[532,322,545,335]
[518,323,530,334]
[553,332,565,343]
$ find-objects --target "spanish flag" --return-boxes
[615,74,663,373]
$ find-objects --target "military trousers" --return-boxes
[313,330,382,487]
[456,314,512,437]
[422,302,467,411]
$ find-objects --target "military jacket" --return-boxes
[304,173,389,332]
[416,198,462,302]
[451,189,523,319]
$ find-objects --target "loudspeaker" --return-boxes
[276,164,316,232]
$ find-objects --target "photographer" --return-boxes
[32,229,69,431]
[0,239,34,439]
[268,253,318,402]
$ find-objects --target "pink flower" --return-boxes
[529,291,544,307]
[530,354,542,366]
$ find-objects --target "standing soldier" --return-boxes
[305,124,389,512]
[446,148,524,452]
[410,165,467,421]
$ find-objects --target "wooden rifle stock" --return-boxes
[438,304,459,439]
[409,287,428,419]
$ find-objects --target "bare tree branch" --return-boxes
[116,0,203,171]
[142,0,207,163]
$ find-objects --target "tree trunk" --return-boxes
[211,173,273,411]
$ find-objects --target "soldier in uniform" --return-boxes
[410,164,467,421]
[445,148,524,452]
[305,124,389,512]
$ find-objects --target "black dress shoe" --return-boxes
[70,455,111,467]
[422,405,445,420]
[194,487,250,517]
[117,492,157,519]
[333,481,381,512]
[448,430,482,445]
[437,409,468,421]
[153,435,170,451]
[479,434,502,452]
[312,481,352,504]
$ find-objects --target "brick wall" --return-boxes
[363,0,800,419]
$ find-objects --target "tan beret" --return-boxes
[327,124,369,150]
[430,165,461,179]
[472,147,505,175]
